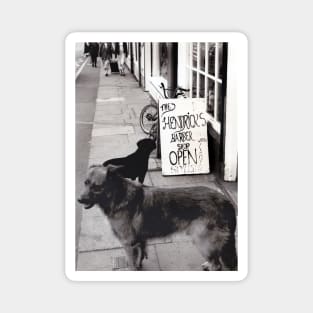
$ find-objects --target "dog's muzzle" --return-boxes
[77,197,95,209]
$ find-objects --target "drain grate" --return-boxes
[112,256,128,270]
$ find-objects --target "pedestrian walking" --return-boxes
[100,42,113,76]
[89,42,99,67]
[84,42,90,57]
[118,42,128,76]
[113,42,120,60]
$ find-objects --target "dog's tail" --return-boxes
[221,233,237,270]
[220,198,237,234]
[221,199,237,270]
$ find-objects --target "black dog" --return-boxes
[102,138,156,184]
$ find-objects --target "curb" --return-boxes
[75,57,89,80]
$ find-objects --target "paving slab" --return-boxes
[96,106,125,113]
[91,126,134,137]
[127,103,150,117]
[148,171,219,188]
[93,116,124,123]
[96,97,125,103]
[88,157,111,166]
[77,248,125,271]
[123,108,138,121]
[77,245,160,271]
[142,172,153,186]
[93,122,125,129]
[89,147,134,160]
[133,125,148,135]
[90,134,129,146]
[155,241,206,271]
[95,105,124,113]
[148,158,159,171]
[79,206,122,252]
[94,110,123,121]
[97,86,120,97]
[127,133,148,147]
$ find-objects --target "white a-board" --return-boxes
[159,98,210,176]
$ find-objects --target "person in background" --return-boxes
[100,42,113,76]
[84,43,90,57]
[118,42,128,76]
[89,42,99,67]
[113,42,120,60]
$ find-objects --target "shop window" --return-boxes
[192,70,197,97]
[207,79,215,115]
[188,42,226,134]
[192,43,197,69]
[199,43,206,72]
[160,43,168,81]
[199,74,205,98]
[208,43,215,75]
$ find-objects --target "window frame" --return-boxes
[187,42,224,134]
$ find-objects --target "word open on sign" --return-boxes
[159,98,210,175]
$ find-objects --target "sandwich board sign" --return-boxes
[159,98,210,175]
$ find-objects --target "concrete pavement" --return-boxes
[76,63,237,271]
[75,59,99,264]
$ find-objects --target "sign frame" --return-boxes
[158,97,210,176]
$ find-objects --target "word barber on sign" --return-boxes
[159,98,210,175]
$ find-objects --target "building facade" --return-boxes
[125,42,239,182]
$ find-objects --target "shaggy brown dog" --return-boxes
[78,165,237,271]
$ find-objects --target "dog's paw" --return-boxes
[201,261,210,271]
[201,261,222,271]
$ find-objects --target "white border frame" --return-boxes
[65,32,248,281]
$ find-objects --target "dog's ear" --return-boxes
[106,164,125,178]
[137,139,145,149]
[137,138,156,150]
